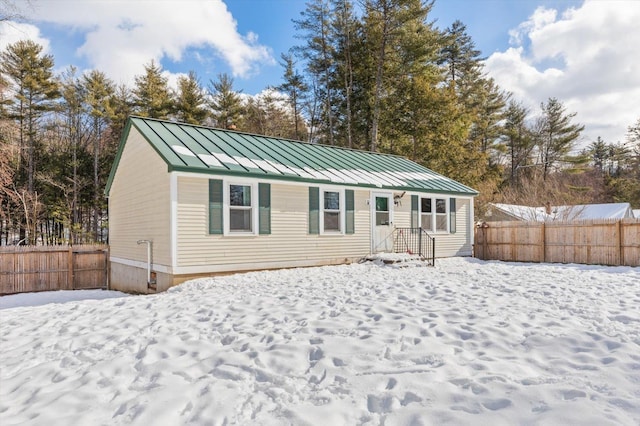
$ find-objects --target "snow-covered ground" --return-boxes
[1,258,639,425]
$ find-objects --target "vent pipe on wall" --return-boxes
[136,240,156,289]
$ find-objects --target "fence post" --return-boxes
[510,225,517,261]
[482,225,488,260]
[68,246,74,290]
[617,220,623,266]
[541,223,545,263]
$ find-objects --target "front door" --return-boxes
[371,192,393,253]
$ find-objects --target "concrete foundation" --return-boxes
[110,256,360,294]
[109,261,173,294]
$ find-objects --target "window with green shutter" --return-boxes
[450,198,457,234]
[259,183,271,235]
[309,187,319,234]
[345,189,354,234]
[208,179,223,234]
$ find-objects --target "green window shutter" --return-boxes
[345,189,355,234]
[208,179,223,234]
[309,187,319,234]
[411,195,419,228]
[258,183,271,235]
[450,198,457,234]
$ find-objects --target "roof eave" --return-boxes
[168,165,479,196]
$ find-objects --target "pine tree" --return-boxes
[439,20,482,91]
[470,78,507,155]
[624,118,640,206]
[277,53,307,140]
[331,0,356,148]
[294,0,336,144]
[362,0,438,152]
[174,71,208,125]
[132,60,173,119]
[242,90,300,139]
[83,70,115,241]
[109,84,133,144]
[58,66,89,242]
[536,97,584,180]
[501,100,534,183]
[627,117,640,155]
[208,73,243,129]
[0,40,59,193]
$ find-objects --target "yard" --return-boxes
[1,258,638,425]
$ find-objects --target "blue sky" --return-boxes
[221,0,584,93]
[1,0,638,145]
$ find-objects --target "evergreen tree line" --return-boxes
[288,0,639,215]
[0,42,304,245]
[1,0,639,245]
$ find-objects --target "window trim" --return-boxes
[224,181,259,236]
[420,195,452,233]
[374,194,391,226]
[320,187,345,235]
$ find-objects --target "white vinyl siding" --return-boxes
[176,179,371,272]
[108,127,171,267]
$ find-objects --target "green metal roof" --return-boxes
[105,116,479,196]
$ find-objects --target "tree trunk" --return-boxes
[370,2,389,153]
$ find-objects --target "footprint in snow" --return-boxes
[367,394,396,414]
[309,346,324,362]
[482,398,512,411]
[332,357,346,367]
[561,390,586,400]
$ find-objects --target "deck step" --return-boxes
[361,253,428,266]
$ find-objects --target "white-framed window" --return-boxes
[375,196,390,225]
[421,196,448,232]
[209,178,270,236]
[227,182,256,234]
[321,189,343,233]
[435,198,447,231]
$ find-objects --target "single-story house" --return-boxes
[485,202,635,222]
[105,117,478,293]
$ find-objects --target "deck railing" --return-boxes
[393,228,435,266]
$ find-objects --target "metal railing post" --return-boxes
[432,236,435,266]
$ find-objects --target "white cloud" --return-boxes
[486,1,640,146]
[0,21,50,52]
[25,0,273,85]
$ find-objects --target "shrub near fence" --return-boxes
[475,219,640,267]
[0,245,109,295]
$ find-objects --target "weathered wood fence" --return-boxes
[475,219,640,266]
[0,245,109,295]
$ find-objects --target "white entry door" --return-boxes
[371,192,393,253]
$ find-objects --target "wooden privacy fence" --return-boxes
[0,245,109,295]
[475,219,640,266]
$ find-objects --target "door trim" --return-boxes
[370,191,394,253]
